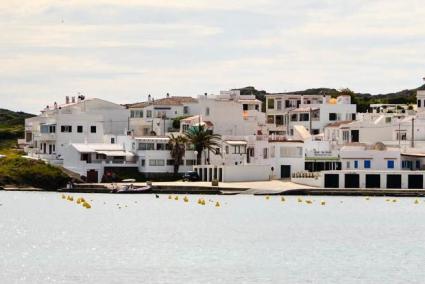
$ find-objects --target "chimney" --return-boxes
[71,96,75,103]
[148,94,151,102]
[166,93,170,98]
[65,96,70,104]
[300,94,304,105]
[54,102,58,109]
[204,92,208,97]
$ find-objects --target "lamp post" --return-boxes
[194,151,198,165]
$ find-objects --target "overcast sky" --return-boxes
[1,0,425,113]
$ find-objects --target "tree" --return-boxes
[167,134,188,175]
[184,125,221,165]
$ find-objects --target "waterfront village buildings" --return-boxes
[22,87,425,189]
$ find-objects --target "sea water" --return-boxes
[1,192,425,283]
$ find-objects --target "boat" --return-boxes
[113,184,152,194]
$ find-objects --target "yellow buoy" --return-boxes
[215,201,220,207]
[61,194,66,199]
[305,200,313,204]
[68,196,74,202]
[415,199,419,204]
[82,202,91,209]
[76,198,81,204]
[392,199,397,203]
[365,197,370,201]
[265,196,270,200]
[281,197,285,202]
[320,201,326,206]
[168,195,172,200]
[183,196,189,203]
[297,197,303,203]
[175,196,179,201]
[386,199,390,202]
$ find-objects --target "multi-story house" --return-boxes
[128,94,199,136]
[24,96,129,164]
[265,93,357,136]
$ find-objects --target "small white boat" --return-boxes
[114,184,152,194]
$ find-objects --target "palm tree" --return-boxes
[185,125,221,165]
[167,134,188,175]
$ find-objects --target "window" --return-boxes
[267,115,275,124]
[61,125,72,133]
[416,160,421,169]
[205,107,210,116]
[130,110,135,118]
[385,117,392,123]
[329,113,337,121]
[138,143,154,150]
[364,160,371,169]
[396,131,407,141]
[346,161,350,169]
[149,159,165,166]
[90,126,96,133]
[343,131,350,142]
[111,138,115,144]
[183,106,189,114]
[141,159,145,167]
[146,110,152,118]
[354,160,358,169]
[387,160,395,169]
[225,146,229,154]
[276,100,282,110]
[167,159,174,166]
[77,126,83,133]
[186,160,196,166]
[299,113,309,121]
[156,143,167,150]
[263,148,268,159]
[418,100,422,108]
[267,98,275,109]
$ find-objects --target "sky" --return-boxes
[1,0,425,114]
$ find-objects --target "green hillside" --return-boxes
[0,109,34,154]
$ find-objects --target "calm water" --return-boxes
[1,192,425,283]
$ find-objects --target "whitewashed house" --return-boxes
[24,96,129,165]
[128,94,199,136]
[265,93,357,136]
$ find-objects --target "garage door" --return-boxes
[366,174,380,189]
[324,174,339,188]
[386,174,401,189]
[345,174,360,188]
[408,175,423,189]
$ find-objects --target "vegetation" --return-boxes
[233,84,424,113]
[0,157,69,189]
[0,109,70,189]
[0,108,34,157]
[172,115,190,130]
[167,134,188,175]
[184,125,221,165]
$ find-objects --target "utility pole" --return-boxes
[398,123,401,148]
[309,107,313,135]
[411,118,415,148]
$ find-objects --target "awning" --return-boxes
[225,140,247,145]
[96,151,134,157]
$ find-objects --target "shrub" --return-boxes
[0,157,69,189]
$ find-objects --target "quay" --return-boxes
[3,180,425,197]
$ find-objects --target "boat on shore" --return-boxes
[113,184,152,194]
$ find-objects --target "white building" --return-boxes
[62,143,137,183]
[265,93,357,136]
[128,95,199,136]
[24,96,129,164]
